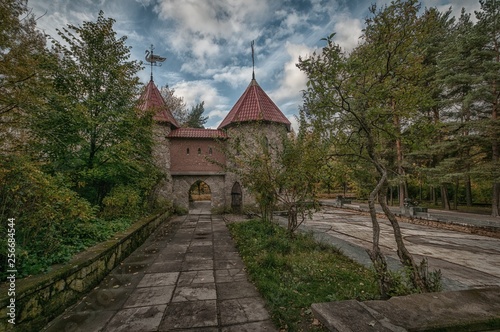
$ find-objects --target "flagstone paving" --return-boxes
[43,208,276,332]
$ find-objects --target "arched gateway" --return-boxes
[138,72,291,212]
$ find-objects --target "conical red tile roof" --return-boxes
[138,80,179,128]
[218,79,291,131]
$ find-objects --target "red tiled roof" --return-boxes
[218,79,291,131]
[137,80,180,128]
[167,128,227,139]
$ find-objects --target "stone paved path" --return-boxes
[43,209,276,331]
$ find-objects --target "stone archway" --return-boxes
[189,180,212,201]
[231,182,242,213]
[171,175,225,211]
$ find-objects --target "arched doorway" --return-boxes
[231,182,242,213]
[189,180,212,202]
[189,180,212,211]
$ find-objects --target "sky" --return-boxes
[31,0,481,130]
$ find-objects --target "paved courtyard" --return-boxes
[43,205,276,331]
[292,207,500,290]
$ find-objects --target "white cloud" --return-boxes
[332,15,363,51]
[171,80,230,124]
[270,42,313,104]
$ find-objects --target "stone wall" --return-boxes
[0,211,171,332]
[171,174,226,211]
[152,123,173,199]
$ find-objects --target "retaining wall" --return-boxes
[0,211,171,332]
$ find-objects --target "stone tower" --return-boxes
[137,78,179,199]
[217,77,291,209]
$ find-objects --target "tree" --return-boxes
[160,84,188,124]
[298,0,441,297]
[0,0,49,153]
[185,101,208,128]
[218,121,326,233]
[473,0,500,216]
[32,11,160,207]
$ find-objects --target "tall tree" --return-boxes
[160,84,188,124]
[0,0,48,153]
[32,11,159,206]
[298,0,441,296]
[474,0,500,216]
[185,101,208,128]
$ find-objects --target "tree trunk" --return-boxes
[366,172,391,298]
[393,99,405,211]
[465,175,472,207]
[493,182,500,217]
[441,184,450,210]
[378,182,429,292]
[454,178,459,210]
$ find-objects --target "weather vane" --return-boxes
[145,44,166,81]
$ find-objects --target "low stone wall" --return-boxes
[0,211,171,332]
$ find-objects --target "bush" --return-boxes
[0,156,152,278]
[101,185,141,220]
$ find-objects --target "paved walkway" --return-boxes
[43,206,276,331]
[321,199,500,231]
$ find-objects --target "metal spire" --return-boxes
[251,40,255,80]
[145,44,166,81]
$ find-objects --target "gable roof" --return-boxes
[217,79,291,131]
[137,80,180,128]
[167,128,227,139]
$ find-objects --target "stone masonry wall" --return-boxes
[152,123,173,199]
[0,211,171,332]
[171,174,226,211]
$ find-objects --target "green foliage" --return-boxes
[229,219,379,331]
[30,11,160,208]
[0,156,102,277]
[0,0,50,152]
[220,123,327,232]
[101,185,142,220]
[184,101,208,128]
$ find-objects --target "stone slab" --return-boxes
[44,310,116,332]
[312,287,500,332]
[182,259,214,271]
[159,300,218,330]
[220,320,277,331]
[219,297,271,325]
[172,283,217,302]
[178,270,215,285]
[123,286,174,308]
[311,300,393,332]
[146,261,183,273]
[73,288,132,311]
[103,305,166,332]
[137,272,179,287]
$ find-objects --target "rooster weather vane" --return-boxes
[145,44,166,81]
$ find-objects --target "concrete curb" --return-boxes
[312,287,500,332]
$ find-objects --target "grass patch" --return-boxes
[228,219,379,331]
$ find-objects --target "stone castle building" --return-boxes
[138,75,291,211]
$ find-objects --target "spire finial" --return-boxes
[145,44,166,81]
[251,40,255,80]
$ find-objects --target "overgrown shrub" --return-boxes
[0,156,148,278]
[101,185,141,220]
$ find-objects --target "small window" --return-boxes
[198,148,201,155]
[186,148,190,155]
[209,148,213,155]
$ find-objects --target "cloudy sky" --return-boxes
[31,0,480,129]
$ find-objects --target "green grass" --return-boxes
[228,219,379,331]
